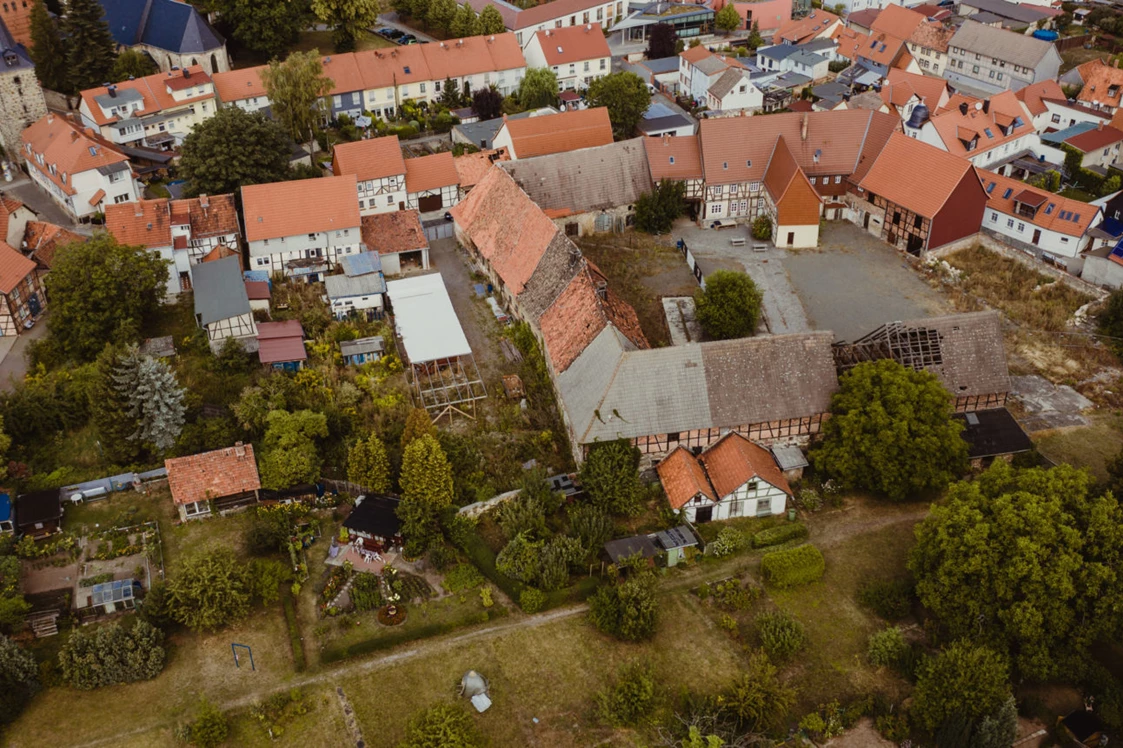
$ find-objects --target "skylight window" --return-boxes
[669,156,675,164]
[1059,210,1071,220]
[986,182,995,194]
[404,66,411,74]
[1073,213,1081,222]
[1002,188,1013,199]
[1044,203,1055,215]
[984,128,994,138]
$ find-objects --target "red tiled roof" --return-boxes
[859,130,977,218]
[360,210,428,255]
[449,166,561,296]
[847,8,881,30]
[514,0,608,30]
[173,194,238,239]
[322,53,365,97]
[880,68,949,112]
[928,90,1034,158]
[353,45,431,90]
[699,432,791,498]
[404,152,459,193]
[212,66,267,103]
[1076,58,1123,111]
[0,195,27,244]
[787,99,813,112]
[80,66,214,126]
[105,199,173,248]
[537,261,649,372]
[241,175,361,243]
[0,241,36,294]
[908,19,953,52]
[88,189,106,206]
[22,221,84,269]
[454,148,510,189]
[257,319,303,339]
[657,446,717,510]
[1015,79,1065,117]
[501,107,614,158]
[422,33,525,78]
[20,114,131,197]
[533,23,610,65]
[0,0,33,47]
[202,244,240,265]
[832,26,908,67]
[644,134,703,181]
[774,9,840,43]
[333,136,406,182]
[870,4,928,40]
[1065,124,1123,153]
[979,169,1098,238]
[165,444,261,505]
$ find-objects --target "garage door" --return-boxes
[418,194,443,212]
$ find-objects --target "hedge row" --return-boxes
[751,522,808,549]
[321,608,507,663]
[760,544,825,589]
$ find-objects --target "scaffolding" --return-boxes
[833,321,944,373]
[410,354,488,423]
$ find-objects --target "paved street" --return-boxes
[0,316,48,391]
[2,172,86,230]
[373,13,437,43]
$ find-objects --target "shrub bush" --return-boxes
[596,660,657,726]
[442,563,485,594]
[709,527,749,558]
[751,522,808,549]
[520,587,546,613]
[350,573,383,612]
[867,626,908,667]
[858,579,913,621]
[757,611,806,660]
[751,215,772,241]
[712,579,760,611]
[760,544,825,589]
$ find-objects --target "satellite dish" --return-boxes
[974,101,983,111]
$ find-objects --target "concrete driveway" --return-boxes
[0,316,48,391]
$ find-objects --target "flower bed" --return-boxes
[377,604,407,626]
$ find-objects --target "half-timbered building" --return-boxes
[333,135,407,216]
[404,152,461,213]
[191,254,257,349]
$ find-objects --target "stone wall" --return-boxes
[0,69,46,159]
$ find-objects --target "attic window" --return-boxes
[983,127,994,138]
[1002,188,1013,199]
[669,156,675,164]
[869,40,877,48]
[1073,213,1082,222]
[723,161,728,169]
[403,66,411,74]
[746,159,751,167]
[557,46,563,53]
[985,182,995,194]
[1060,210,1071,220]
[1044,202,1055,215]
[88,146,98,156]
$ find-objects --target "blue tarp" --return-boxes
[0,494,11,524]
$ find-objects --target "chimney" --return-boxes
[46,113,53,124]
[959,101,968,115]
[135,203,144,217]
[800,113,808,141]
[1099,120,1105,130]
[663,132,670,145]
[234,441,246,458]
[595,280,607,301]
[200,193,209,209]
[182,67,189,78]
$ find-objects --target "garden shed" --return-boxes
[604,534,660,565]
[952,408,1033,469]
[339,336,385,366]
[342,495,403,553]
[655,525,699,567]
[15,489,62,538]
[81,579,142,614]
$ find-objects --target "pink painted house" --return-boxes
[712,0,792,35]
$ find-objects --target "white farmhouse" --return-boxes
[20,113,141,222]
[521,24,611,91]
[657,432,792,524]
[242,175,363,282]
[333,136,408,216]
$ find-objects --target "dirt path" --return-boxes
[68,499,928,748]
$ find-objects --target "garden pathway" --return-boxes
[69,503,929,748]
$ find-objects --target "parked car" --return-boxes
[383,29,405,40]
[400,34,418,44]
[376,27,396,36]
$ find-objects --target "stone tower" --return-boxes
[0,16,47,161]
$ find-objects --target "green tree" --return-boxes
[976,696,1018,748]
[912,641,1012,734]
[261,50,334,155]
[496,531,541,584]
[439,77,461,108]
[910,462,1123,680]
[112,347,186,453]
[586,71,651,139]
[635,180,686,234]
[478,4,505,34]
[589,564,658,641]
[398,702,485,748]
[579,439,644,516]
[348,433,391,492]
[91,346,144,463]
[722,651,796,732]
[167,547,252,632]
[259,409,328,490]
[63,0,118,91]
[396,493,442,555]
[426,0,456,32]
[714,3,741,33]
[58,620,166,689]
[693,269,763,340]
[45,236,169,362]
[472,86,503,119]
[751,215,771,240]
[400,433,455,509]
[111,49,157,82]
[0,636,38,725]
[190,699,229,748]
[746,20,763,49]
[215,0,309,59]
[0,556,28,628]
[596,660,656,726]
[401,407,437,450]
[811,359,967,501]
[179,106,292,196]
[248,558,290,605]
[0,416,13,483]
[449,5,480,37]
[645,22,677,59]
[1103,174,1122,197]
[311,0,382,50]
[29,0,68,92]
[518,67,559,110]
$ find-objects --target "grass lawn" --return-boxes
[342,592,746,748]
[767,523,915,714]
[1034,413,1123,482]
[1061,45,1112,74]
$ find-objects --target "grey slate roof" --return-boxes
[516,231,585,322]
[708,67,745,100]
[959,0,1050,25]
[340,336,385,357]
[453,108,547,149]
[695,55,735,76]
[759,43,799,62]
[949,20,1055,68]
[192,255,250,326]
[558,328,839,445]
[499,139,654,217]
[95,88,144,109]
[791,50,827,68]
[642,56,681,74]
[100,0,225,54]
[656,525,698,550]
[325,271,387,299]
[604,534,660,563]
